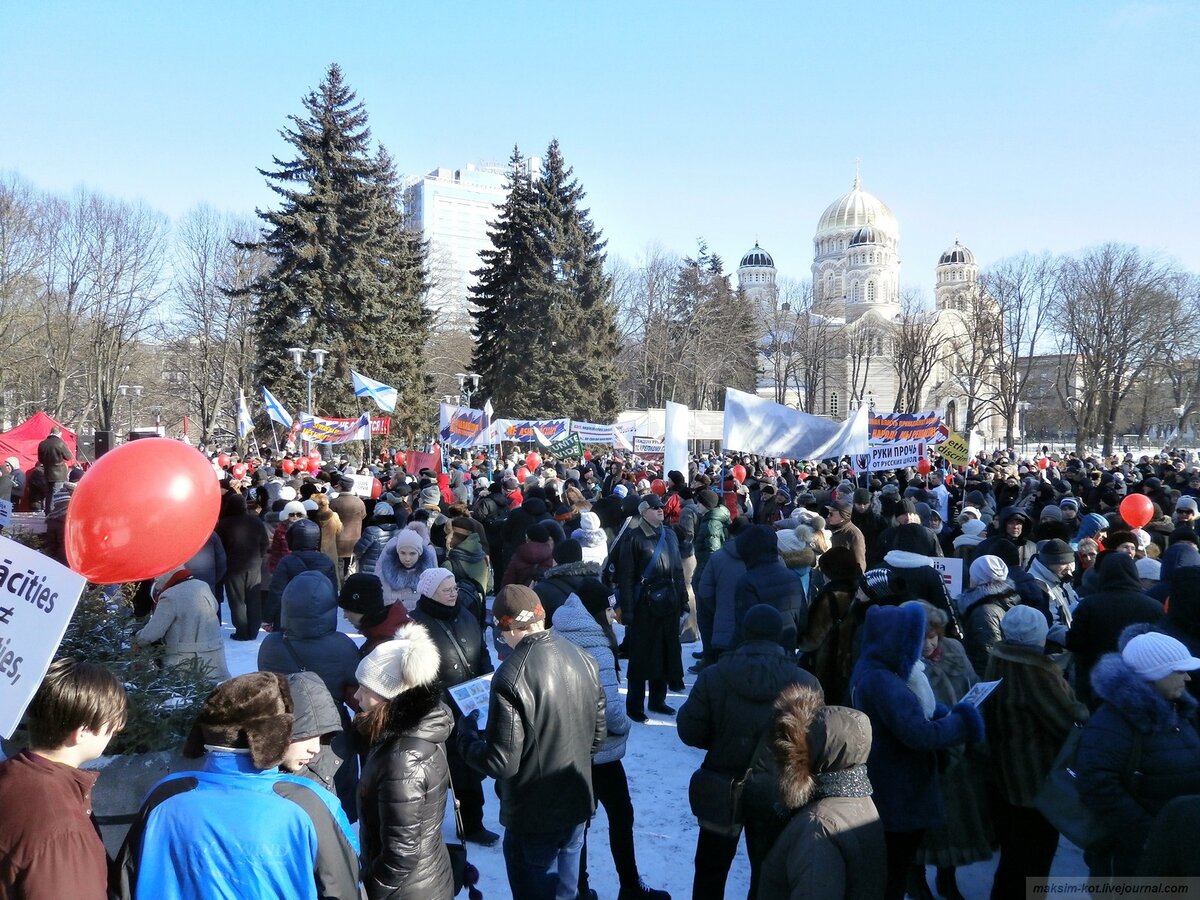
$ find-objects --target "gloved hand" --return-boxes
[456,710,482,754]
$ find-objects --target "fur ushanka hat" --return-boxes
[183,672,295,769]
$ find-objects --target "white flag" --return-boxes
[722,388,868,460]
[237,391,254,438]
[261,386,293,428]
[351,370,397,414]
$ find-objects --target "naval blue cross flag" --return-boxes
[351,370,397,414]
[261,386,293,428]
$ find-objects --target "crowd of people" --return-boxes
[4,439,1200,898]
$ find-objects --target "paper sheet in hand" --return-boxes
[960,678,1002,707]
[447,673,494,729]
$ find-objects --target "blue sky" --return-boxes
[3,1,1197,286]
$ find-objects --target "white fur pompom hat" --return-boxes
[355,623,441,699]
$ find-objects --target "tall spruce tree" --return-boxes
[238,64,429,437]
[470,140,621,420]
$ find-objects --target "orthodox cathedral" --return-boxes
[739,172,1005,441]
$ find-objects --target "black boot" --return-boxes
[935,866,964,900]
[906,864,935,900]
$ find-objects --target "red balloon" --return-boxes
[1119,493,1154,529]
[516,466,530,484]
[583,450,592,461]
[294,457,310,473]
[732,464,747,484]
[216,453,230,468]
[65,439,221,584]
[370,477,383,499]
[308,448,322,460]
[526,452,542,470]
[280,458,295,475]
[231,463,247,479]
[917,457,932,475]
[393,451,406,467]
[651,479,667,497]
[1037,457,1049,470]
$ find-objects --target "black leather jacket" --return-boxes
[459,629,606,832]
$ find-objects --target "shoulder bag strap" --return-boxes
[429,614,474,678]
[641,527,667,583]
[281,637,307,672]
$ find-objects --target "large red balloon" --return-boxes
[650,479,667,497]
[65,439,221,584]
[216,453,230,468]
[1119,493,1154,529]
[370,477,383,499]
[732,464,747,484]
[516,466,530,484]
[526,452,542,471]
[917,457,932,475]
[280,458,295,475]
[394,450,406,467]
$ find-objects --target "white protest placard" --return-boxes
[0,535,89,738]
[0,499,11,528]
[349,474,375,498]
[447,673,494,729]
[868,441,924,471]
[929,556,964,599]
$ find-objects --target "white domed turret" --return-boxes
[738,242,777,318]
[935,239,980,310]
[811,168,901,319]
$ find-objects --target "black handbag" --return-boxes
[687,731,771,838]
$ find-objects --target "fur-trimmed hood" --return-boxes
[1091,651,1198,733]
[856,602,925,679]
[773,684,872,810]
[540,559,602,582]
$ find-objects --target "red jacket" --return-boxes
[0,750,109,900]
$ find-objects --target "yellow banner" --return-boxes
[940,430,971,467]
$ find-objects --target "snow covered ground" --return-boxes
[222,613,1087,899]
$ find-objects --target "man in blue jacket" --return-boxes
[112,672,359,900]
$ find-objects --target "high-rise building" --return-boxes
[403,158,540,325]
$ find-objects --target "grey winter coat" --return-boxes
[957,579,1023,678]
[286,671,358,821]
[552,594,631,765]
[136,574,230,682]
[759,703,885,900]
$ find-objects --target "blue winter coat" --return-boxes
[267,550,339,627]
[734,553,808,653]
[1077,649,1200,868]
[696,537,746,652]
[353,522,397,577]
[259,570,361,711]
[850,603,985,832]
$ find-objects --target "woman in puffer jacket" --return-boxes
[355,624,455,900]
[553,583,668,900]
[1077,627,1200,878]
[759,683,885,900]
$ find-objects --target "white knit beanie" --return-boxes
[578,510,601,532]
[1122,632,1200,682]
[355,623,441,699]
[416,567,454,599]
[970,554,1009,586]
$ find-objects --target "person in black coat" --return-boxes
[265,519,339,630]
[355,624,456,899]
[216,492,270,640]
[733,525,808,653]
[613,495,688,720]
[533,539,605,626]
[408,566,496,846]
[1067,552,1164,706]
[678,605,822,900]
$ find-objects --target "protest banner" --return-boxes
[0,499,10,528]
[571,421,615,444]
[939,430,972,467]
[633,437,665,456]
[408,447,442,475]
[438,403,489,449]
[723,388,868,460]
[664,401,689,477]
[548,433,583,459]
[496,419,571,443]
[866,441,924,471]
[0,535,89,738]
[929,557,964,598]
[298,413,373,444]
[868,410,943,443]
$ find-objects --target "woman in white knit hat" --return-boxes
[355,622,456,898]
[1076,627,1200,879]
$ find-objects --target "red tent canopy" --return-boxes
[0,411,78,473]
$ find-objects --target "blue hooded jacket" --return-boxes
[850,602,984,831]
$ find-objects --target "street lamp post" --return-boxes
[287,347,328,455]
[455,372,481,408]
[118,384,143,436]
